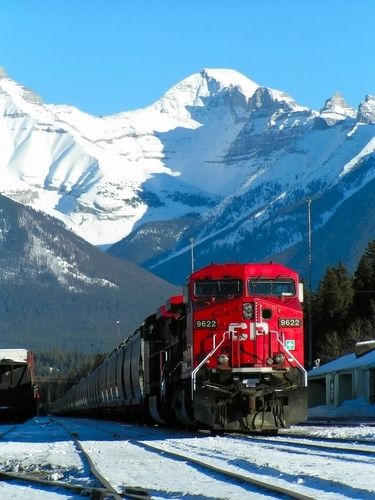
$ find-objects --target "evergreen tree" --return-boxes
[324,331,346,360]
[34,350,106,407]
[344,317,374,348]
[312,263,353,360]
[352,240,375,320]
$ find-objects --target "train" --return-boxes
[53,262,308,433]
[0,349,39,420]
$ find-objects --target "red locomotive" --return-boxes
[54,262,307,432]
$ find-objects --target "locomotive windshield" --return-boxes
[248,278,295,297]
[194,279,243,298]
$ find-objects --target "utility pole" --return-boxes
[116,320,121,342]
[307,198,313,369]
[190,237,195,273]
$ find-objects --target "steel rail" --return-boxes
[67,420,314,500]
[0,469,118,499]
[59,418,315,499]
[134,440,316,500]
[58,418,375,500]
[236,434,375,457]
[0,425,17,439]
[277,438,374,456]
[53,418,151,499]
[279,431,375,446]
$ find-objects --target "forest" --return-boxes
[308,239,375,363]
[35,350,107,406]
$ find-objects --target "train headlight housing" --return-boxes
[243,302,254,319]
[273,353,285,365]
[217,354,229,365]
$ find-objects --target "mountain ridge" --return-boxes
[1,68,374,286]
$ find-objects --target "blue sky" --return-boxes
[1,1,374,116]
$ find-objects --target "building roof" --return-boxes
[0,349,29,363]
[308,348,375,378]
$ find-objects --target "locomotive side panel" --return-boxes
[130,332,143,403]
[106,353,118,405]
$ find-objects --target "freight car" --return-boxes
[0,349,39,420]
[54,262,308,432]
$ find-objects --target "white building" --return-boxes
[308,341,375,419]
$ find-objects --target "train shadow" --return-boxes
[0,416,213,444]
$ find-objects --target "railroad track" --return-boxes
[60,418,322,500]
[135,439,315,500]
[234,433,375,458]
[85,418,375,499]
[2,417,374,499]
[280,432,375,446]
[0,424,17,439]
[280,426,375,445]
[0,469,125,499]
[134,431,375,499]
[297,419,375,428]
[0,418,151,499]
[53,418,151,499]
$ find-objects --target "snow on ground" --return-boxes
[309,398,375,420]
[0,419,93,499]
[0,417,374,499]
[283,423,375,441]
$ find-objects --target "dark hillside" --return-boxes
[0,195,179,352]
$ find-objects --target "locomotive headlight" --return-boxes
[242,302,254,319]
[218,354,229,365]
[273,353,285,365]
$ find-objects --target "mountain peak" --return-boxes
[357,94,375,124]
[247,86,303,115]
[156,68,259,114]
[249,87,280,110]
[200,68,259,98]
[0,74,43,109]
[319,92,356,124]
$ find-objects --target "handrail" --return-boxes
[271,330,308,387]
[191,331,227,398]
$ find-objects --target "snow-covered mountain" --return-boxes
[1,68,374,285]
[143,87,375,285]
[0,68,256,246]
